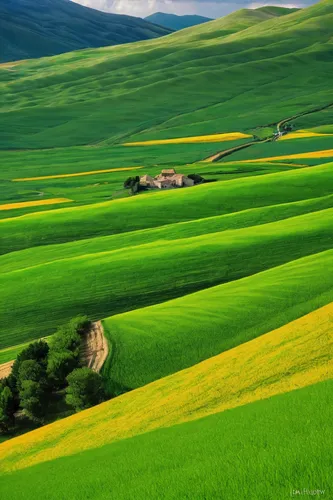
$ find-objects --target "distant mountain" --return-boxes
[145,12,213,31]
[0,0,171,63]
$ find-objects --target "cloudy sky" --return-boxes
[72,0,317,18]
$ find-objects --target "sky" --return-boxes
[72,0,317,18]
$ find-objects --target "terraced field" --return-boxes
[0,2,332,498]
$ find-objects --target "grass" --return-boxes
[123,132,252,145]
[1,208,333,349]
[102,249,333,391]
[1,380,331,499]
[1,2,332,149]
[2,193,332,274]
[0,198,72,211]
[1,379,330,500]
[241,149,333,163]
[280,130,333,140]
[12,167,143,181]
[0,0,169,63]
[1,162,332,254]
[0,302,332,474]
[220,136,333,163]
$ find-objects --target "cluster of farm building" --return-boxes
[140,169,195,189]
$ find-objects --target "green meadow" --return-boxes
[0,380,331,499]
[0,1,333,496]
[1,1,332,149]
[1,162,333,254]
[1,194,333,350]
[102,249,333,391]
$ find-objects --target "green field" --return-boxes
[102,249,333,391]
[1,1,332,149]
[1,193,333,350]
[0,1,333,496]
[0,380,331,499]
[1,162,333,254]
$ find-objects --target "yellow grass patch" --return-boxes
[13,167,143,182]
[0,198,73,211]
[280,130,333,141]
[241,149,333,163]
[123,132,252,146]
[1,302,332,473]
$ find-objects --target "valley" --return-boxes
[0,1,332,498]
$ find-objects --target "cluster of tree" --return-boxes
[0,316,106,434]
[187,173,205,185]
[124,176,141,195]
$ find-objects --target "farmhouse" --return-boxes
[140,169,195,189]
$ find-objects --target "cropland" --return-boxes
[0,1,332,498]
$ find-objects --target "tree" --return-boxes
[0,387,16,433]
[187,173,204,184]
[17,360,44,389]
[47,349,78,388]
[12,340,49,380]
[66,368,105,412]
[124,176,140,195]
[19,380,46,422]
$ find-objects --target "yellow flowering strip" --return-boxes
[1,302,332,473]
[280,130,333,141]
[13,166,143,182]
[123,132,252,146]
[241,149,333,163]
[0,198,73,211]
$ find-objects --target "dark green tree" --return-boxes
[47,349,78,388]
[19,380,46,422]
[66,368,105,412]
[0,386,16,433]
[12,340,49,380]
[17,360,43,388]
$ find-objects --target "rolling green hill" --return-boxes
[1,207,333,350]
[0,1,332,149]
[0,0,170,63]
[0,3,332,496]
[145,12,212,31]
[2,162,333,255]
[0,302,332,473]
[0,378,331,499]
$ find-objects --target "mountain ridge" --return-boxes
[0,0,171,63]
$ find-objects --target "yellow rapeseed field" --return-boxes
[123,132,252,146]
[13,167,142,182]
[280,130,333,141]
[0,198,72,211]
[242,149,333,163]
[1,302,332,473]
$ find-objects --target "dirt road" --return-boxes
[80,321,109,373]
[0,361,14,380]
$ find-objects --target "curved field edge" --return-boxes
[0,380,332,500]
[1,162,332,255]
[102,249,333,391]
[2,193,333,275]
[1,208,333,348]
[0,302,332,473]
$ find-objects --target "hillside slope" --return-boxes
[0,1,332,148]
[0,0,170,63]
[145,12,212,30]
[0,380,331,499]
[0,302,331,474]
